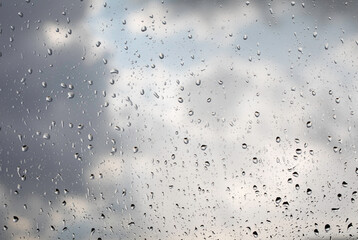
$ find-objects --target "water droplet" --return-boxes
[21,145,28,152]
[18,12,23,17]
[325,224,330,232]
[276,136,281,143]
[324,43,329,50]
[133,146,138,153]
[96,41,101,47]
[200,145,207,151]
[13,216,19,222]
[46,96,52,102]
[306,121,312,128]
[141,26,147,32]
[42,133,50,140]
[254,111,260,117]
[307,188,312,195]
[67,92,74,99]
[178,97,183,103]
[275,197,281,204]
[195,79,201,86]
[242,143,247,149]
[159,53,164,59]
[243,35,248,40]
[183,138,189,144]
[110,68,119,74]
[47,48,52,55]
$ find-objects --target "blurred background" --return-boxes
[1,0,358,239]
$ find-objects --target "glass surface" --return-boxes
[1,0,358,239]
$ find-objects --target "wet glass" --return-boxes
[1,0,358,239]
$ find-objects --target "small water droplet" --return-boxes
[43,133,50,140]
[141,26,147,32]
[21,145,28,152]
[96,41,101,47]
[133,146,138,153]
[307,188,312,195]
[159,53,164,59]
[46,96,52,102]
[325,224,330,232]
[110,68,119,74]
[13,216,19,223]
[67,92,74,99]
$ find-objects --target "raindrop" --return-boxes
[200,145,207,151]
[46,96,52,102]
[243,35,248,40]
[324,224,330,232]
[306,121,312,128]
[324,43,329,50]
[110,68,119,74]
[42,133,50,140]
[47,49,52,55]
[276,136,281,143]
[159,53,164,59]
[13,216,19,222]
[141,26,147,32]
[96,41,101,47]
[67,92,74,99]
[21,145,28,152]
[307,188,312,195]
[133,146,138,153]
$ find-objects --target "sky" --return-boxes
[1,0,358,239]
